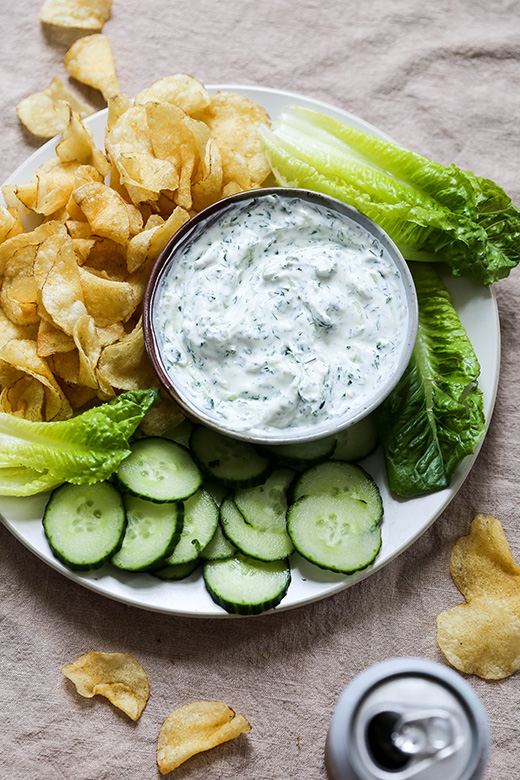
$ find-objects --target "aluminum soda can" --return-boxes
[325,657,490,780]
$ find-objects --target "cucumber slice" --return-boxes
[332,416,379,462]
[116,437,202,502]
[200,523,236,561]
[43,482,126,571]
[234,468,295,532]
[153,559,202,581]
[189,425,271,487]
[291,460,383,522]
[287,493,382,574]
[261,435,336,467]
[204,552,291,615]
[220,496,294,562]
[203,481,228,506]
[111,495,184,572]
[164,487,219,565]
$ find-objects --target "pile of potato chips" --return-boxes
[62,650,251,773]
[2,72,272,424]
[437,514,520,680]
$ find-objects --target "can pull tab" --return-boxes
[390,708,461,759]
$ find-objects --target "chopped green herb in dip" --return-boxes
[155,193,410,436]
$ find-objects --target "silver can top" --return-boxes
[351,672,475,779]
[326,658,490,780]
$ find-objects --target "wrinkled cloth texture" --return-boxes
[1,1,520,778]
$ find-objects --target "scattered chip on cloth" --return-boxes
[39,0,112,29]
[16,76,93,138]
[62,651,150,721]
[157,700,251,774]
[64,34,119,100]
[437,514,520,679]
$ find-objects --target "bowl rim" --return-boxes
[143,187,418,445]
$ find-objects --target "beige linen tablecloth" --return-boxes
[1,1,520,778]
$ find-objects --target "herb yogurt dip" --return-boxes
[154,192,412,437]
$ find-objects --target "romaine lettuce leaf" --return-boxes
[0,388,160,496]
[374,263,486,497]
[259,107,520,284]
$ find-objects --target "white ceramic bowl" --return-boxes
[143,188,418,445]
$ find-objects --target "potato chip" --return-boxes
[80,237,128,280]
[0,204,24,244]
[62,651,149,721]
[64,34,119,100]
[0,220,66,278]
[126,206,190,273]
[56,107,110,178]
[35,232,86,333]
[49,349,80,385]
[72,181,143,245]
[437,597,520,680]
[1,375,46,420]
[37,316,75,357]
[72,236,97,263]
[60,382,98,411]
[136,74,210,116]
[0,338,72,420]
[5,158,102,217]
[97,320,158,390]
[0,272,39,326]
[138,395,184,437]
[157,701,251,774]
[191,137,223,212]
[145,102,207,210]
[40,0,112,29]
[105,102,179,206]
[436,514,520,679]
[449,512,520,600]
[73,314,104,390]
[0,308,38,351]
[0,224,66,326]
[17,76,93,138]
[197,92,271,190]
[79,265,139,325]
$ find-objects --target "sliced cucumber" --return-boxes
[204,552,291,615]
[234,468,295,532]
[290,460,383,522]
[332,416,379,462]
[116,437,202,502]
[163,487,219,565]
[287,493,382,574]
[111,495,184,572]
[153,559,202,581]
[200,523,237,561]
[43,482,126,571]
[220,496,294,562]
[261,435,336,467]
[203,481,228,506]
[189,425,271,488]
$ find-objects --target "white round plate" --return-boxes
[0,86,500,618]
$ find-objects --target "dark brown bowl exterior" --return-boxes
[143,187,418,444]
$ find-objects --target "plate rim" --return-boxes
[0,83,501,618]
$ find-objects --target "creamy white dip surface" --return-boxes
[154,193,410,436]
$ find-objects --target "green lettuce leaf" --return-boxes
[259,107,520,284]
[374,263,486,497]
[0,388,160,496]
